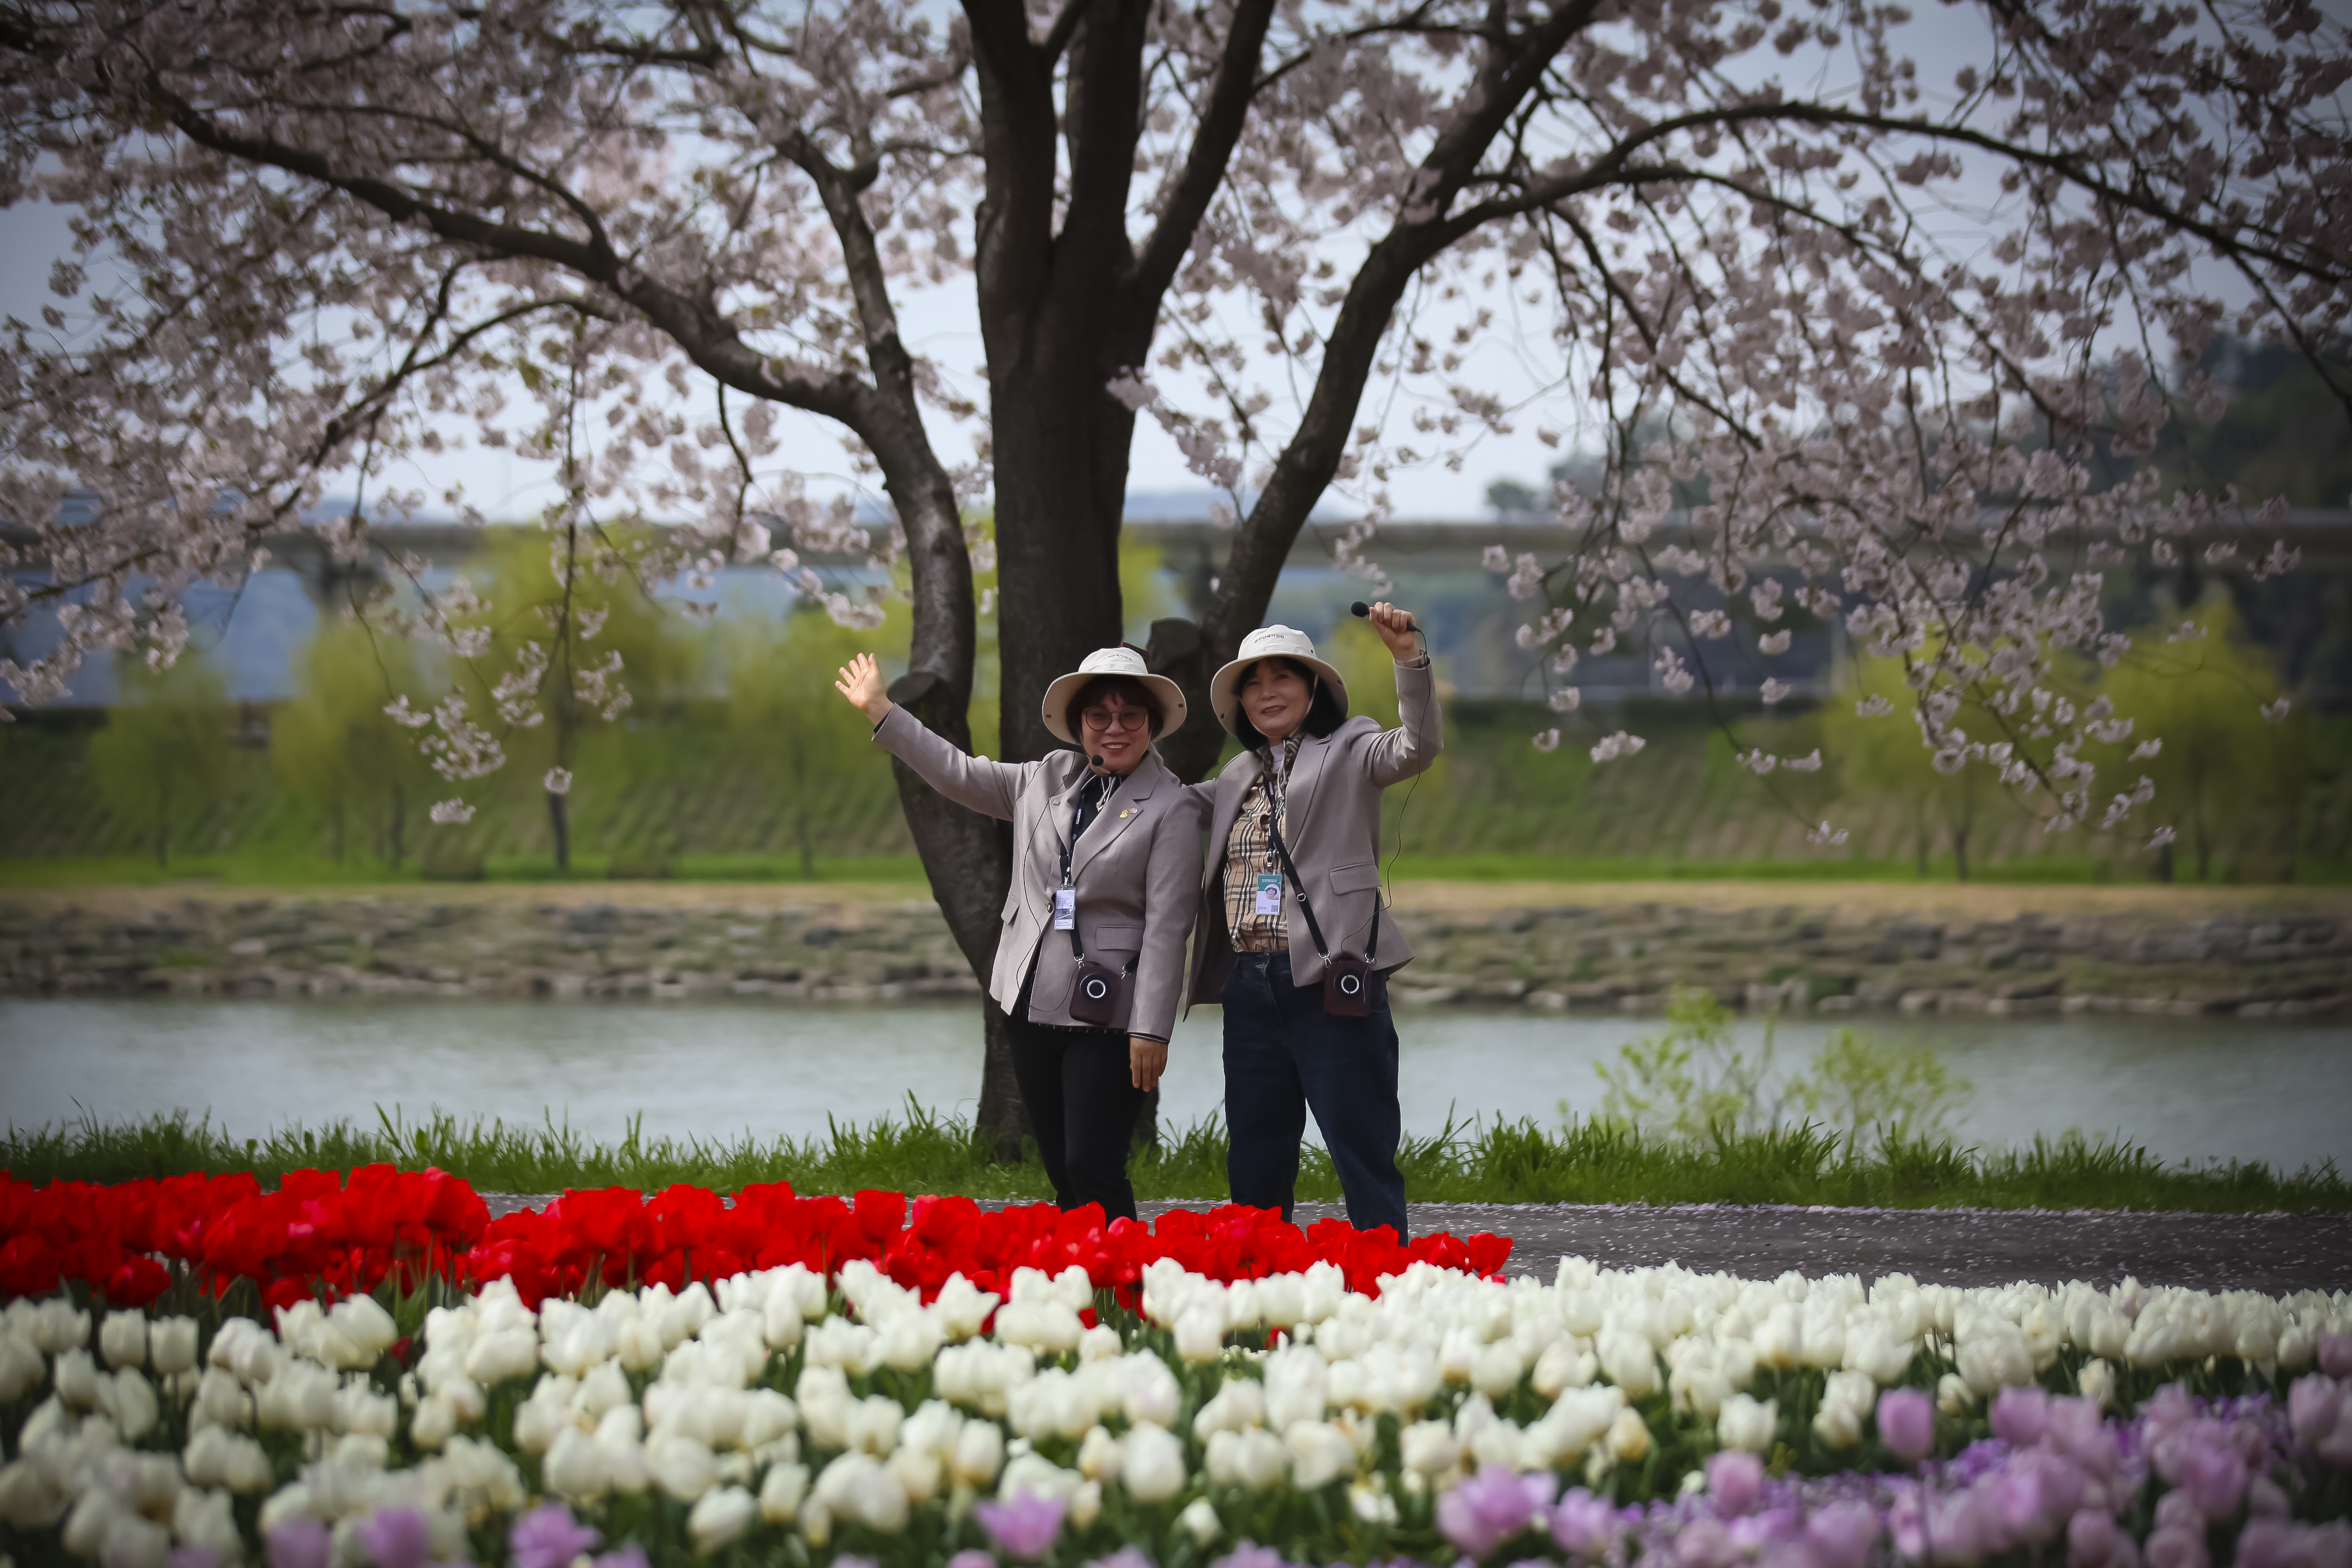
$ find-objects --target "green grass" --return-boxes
[5,1105,2343,1215]
[0,853,934,888]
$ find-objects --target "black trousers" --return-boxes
[1006,973,1145,1223]
[1222,951,1409,1238]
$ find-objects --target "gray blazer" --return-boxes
[1186,657,1443,1006]
[873,706,1202,1041]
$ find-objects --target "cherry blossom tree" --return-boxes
[2,0,2347,1140]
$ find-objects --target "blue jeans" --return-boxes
[1222,951,1408,1237]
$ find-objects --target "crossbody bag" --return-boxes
[1266,814,1378,1018]
[1058,777,1134,1028]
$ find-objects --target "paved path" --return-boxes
[477,1194,2351,1294]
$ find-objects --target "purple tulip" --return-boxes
[1990,1385,2051,1449]
[975,1491,1067,1561]
[2319,1330,2352,1379]
[510,1504,601,1568]
[1804,1501,1882,1568]
[590,1549,647,1568]
[266,1520,333,1568]
[2179,1443,2248,1521]
[1438,1465,1559,1558]
[2144,1525,2211,1568]
[2045,1396,2116,1473]
[2067,1509,2123,1568]
[1083,1551,1155,1568]
[948,1551,997,1568]
[2289,1375,2343,1448]
[1207,1550,1289,1568]
[359,1507,434,1568]
[1707,1450,1765,1517]
[1675,1517,1734,1568]
[1552,1487,1624,1561]
[169,1549,224,1568]
[1877,1386,1936,1463]
[1727,1505,1803,1558]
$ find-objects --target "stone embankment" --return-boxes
[3,888,2345,1019]
[0,896,983,1003]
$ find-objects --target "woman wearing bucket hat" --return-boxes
[834,644,1200,1222]
[1185,604,1440,1237]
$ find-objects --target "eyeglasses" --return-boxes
[1083,707,1149,732]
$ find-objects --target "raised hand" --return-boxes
[1367,601,1421,659]
[833,653,892,723]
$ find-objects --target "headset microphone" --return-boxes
[1090,754,1106,767]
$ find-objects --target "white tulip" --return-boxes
[1179,1495,1223,1546]
[190,1367,249,1431]
[0,1335,43,1404]
[1956,1326,2032,1395]
[1206,1427,1288,1490]
[1605,1407,1651,1463]
[951,1416,1005,1487]
[99,1312,148,1370]
[184,1427,273,1493]
[1470,1341,1525,1400]
[650,1433,718,1502]
[1844,1320,1916,1386]
[887,1444,943,1505]
[1399,1419,1460,1476]
[31,1301,91,1355]
[759,1461,809,1523]
[410,1393,457,1451]
[54,1349,105,1411]
[111,1369,158,1441]
[100,1510,173,1568]
[1532,1339,1594,1398]
[934,1276,1000,1342]
[1173,1302,1226,1365]
[1936,1372,1976,1415]
[1193,1378,1267,1437]
[1121,1422,1186,1503]
[1812,1370,1873,1449]
[329,1295,399,1359]
[616,1317,665,1371]
[148,1319,198,1378]
[1288,1421,1357,1490]
[817,1452,911,1533]
[465,1328,539,1387]
[0,1458,66,1530]
[688,1485,757,1553]
[1596,1330,1660,1399]
[172,1486,243,1562]
[1753,1303,1804,1369]
[1716,1393,1778,1455]
[544,1426,609,1501]
[1121,1352,1182,1428]
[2077,1359,2117,1410]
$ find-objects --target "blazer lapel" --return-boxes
[1282,730,1333,840]
[1071,753,1161,880]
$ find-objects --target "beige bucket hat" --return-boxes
[1209,624,1349,735]
[1040,645,1189,745]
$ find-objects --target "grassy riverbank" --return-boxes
[6,1106,2343,1215]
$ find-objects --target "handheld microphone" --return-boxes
[1352,601,1422,633]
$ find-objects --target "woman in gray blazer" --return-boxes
[834,645,1200,1223]
[1185,606,1441,1236]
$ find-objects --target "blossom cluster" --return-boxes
[3,1169,2350,1567]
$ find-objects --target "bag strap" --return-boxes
[1267,812,1378,966]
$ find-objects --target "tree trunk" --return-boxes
[976,999,1027,1161]
[797,806,813,880]
[1951,822,1970,882]
[548,788,570,873]
[2155,835,2176,883]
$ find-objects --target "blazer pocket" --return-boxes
[1087,921,1144,953]
[1328,860,1381,894]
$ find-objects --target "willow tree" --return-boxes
[3,0,2347,1137]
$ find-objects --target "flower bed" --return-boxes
[2,1168,2350,1568]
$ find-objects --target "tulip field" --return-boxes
[3,1167,2350,1568]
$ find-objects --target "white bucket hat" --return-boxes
[1040,645,1189,746]
[1209,625,1348,736]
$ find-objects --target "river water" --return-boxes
[3,998,2346,1174]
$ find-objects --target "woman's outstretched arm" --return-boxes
[835,652,1027,821]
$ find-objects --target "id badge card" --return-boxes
[1253,872,1283,917]
[1053,887,1076,929]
